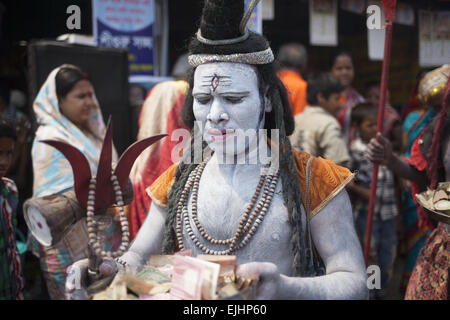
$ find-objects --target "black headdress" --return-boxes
[188,0,272,60]
[182,0,294,135]
[163,0,325,277]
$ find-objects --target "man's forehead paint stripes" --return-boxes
[201,74,232,91]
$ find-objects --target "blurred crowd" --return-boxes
[0,43,449,300]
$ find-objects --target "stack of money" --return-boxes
[91,264,172,300]
[91,253,258,300]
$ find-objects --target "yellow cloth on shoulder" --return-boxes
[146,150,354,219]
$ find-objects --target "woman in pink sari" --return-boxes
[128,80,189,239]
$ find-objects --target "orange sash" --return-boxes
[146,150,354,219]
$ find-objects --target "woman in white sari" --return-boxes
[30,65,119,299]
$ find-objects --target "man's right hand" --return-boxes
[366,133,394,166]
[65,258,119,300]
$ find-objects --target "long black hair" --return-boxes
[306,73,345,105]
[329,49,354,70]
[55,67,89,99]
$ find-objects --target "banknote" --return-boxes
[156,264,174,278]
[139,293,180,300]
[196,254,236,283]
[149,282,171,294]
[147,255,174,268]
[92,274,127,300]
[184,256,220,300]
[170,255,204,300]
[175,249,193,256]
[122,274,156,296]
[136,265,171,283]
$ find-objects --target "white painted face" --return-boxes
[192,62,271,159]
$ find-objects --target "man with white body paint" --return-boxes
[66,0,368,300]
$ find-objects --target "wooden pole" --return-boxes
[363,8,396,265]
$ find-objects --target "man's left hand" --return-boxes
[236,262,281,300]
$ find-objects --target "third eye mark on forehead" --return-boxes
[202,74,232,92]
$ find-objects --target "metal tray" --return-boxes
[416,195,450,225]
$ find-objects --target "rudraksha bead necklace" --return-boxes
[176,158,279,255]
[86,174,130,259]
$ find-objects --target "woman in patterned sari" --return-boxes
[367,65,450,300]
[29,65,120,299]
[399,104,436,295]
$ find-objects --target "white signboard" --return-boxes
[419,10,450,67]
[367,0,385,61]
[309,0,338,46]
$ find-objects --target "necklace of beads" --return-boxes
[176,158,279,255]
[86,174,130,259]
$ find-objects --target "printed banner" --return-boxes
[309,0,338,46]
[92,0,156,79]
[245,0,263,34]
[419,10,450,67]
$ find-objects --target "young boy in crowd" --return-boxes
[0,119,24,300]
[289,73,350,166]
[347,102,398,299]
